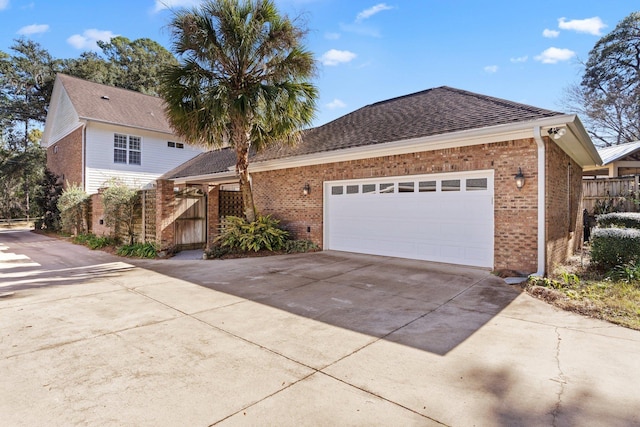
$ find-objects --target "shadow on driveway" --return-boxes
[132,250,520,356]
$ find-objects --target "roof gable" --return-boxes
[55,74,173,134]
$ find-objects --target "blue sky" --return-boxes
[0,0,637,127]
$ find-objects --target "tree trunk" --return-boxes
[236,144,256,222]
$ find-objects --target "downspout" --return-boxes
[81,122,86,192]
[532,126,546,277]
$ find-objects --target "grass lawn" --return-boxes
[524,256,640,330]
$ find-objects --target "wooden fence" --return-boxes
[582,175,640,214]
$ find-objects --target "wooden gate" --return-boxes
[175,187,206,249]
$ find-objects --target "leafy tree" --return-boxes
[101,178,140,245]
[0,39,57,221]
[96,37,178,96]
[160,0,317,221]
[0,142,45,221]
[61,51,115,87]
[567,12,640,146]
[0,39,61,147]
[34,168,63,230]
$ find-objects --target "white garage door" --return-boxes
[324,171,494,268]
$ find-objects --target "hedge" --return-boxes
[596,212,640,229]
[591,227,640,269]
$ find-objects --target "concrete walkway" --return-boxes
[1,229,639,426]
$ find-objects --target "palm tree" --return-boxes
[160,0,318,221]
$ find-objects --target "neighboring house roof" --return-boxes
[597,140,640,165]
[163,86,600,181]
[56,73,173,134]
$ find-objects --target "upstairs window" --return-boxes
[114,134,141,165]
[168,141,184,149]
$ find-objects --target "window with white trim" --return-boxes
[167,141,184,149]
[114,134,141,165]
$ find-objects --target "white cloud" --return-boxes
[326,99,346,109]
[67,29,117,51]
[510,55,528,63]
[320,49,356,66]
[324,32,341,40]
[355,3,394,22]
[484,65,498,74]
[0,0,8,11]
[534,47,576,64]
[558,17,606,35]
[17,24,49,35]
[153,0,201,12]
[542,28,559,38]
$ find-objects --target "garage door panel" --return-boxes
[326,172,494,268]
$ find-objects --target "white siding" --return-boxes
[85,122,204,194]
[42,85,80,147]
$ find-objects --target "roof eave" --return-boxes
[248,114,597,173]
[79,116,175,136]
[171,171,238,185]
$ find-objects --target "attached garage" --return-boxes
[161,86,602,275]
[324,171,494,268]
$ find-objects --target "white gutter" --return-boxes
[249,114,580,173]
[532,126,546,277]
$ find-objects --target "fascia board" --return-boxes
[565,116,602,166]
[248,115,582,173]
[78,116,176,137]
[172,171,237,184]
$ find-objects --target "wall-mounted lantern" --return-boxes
[303,183,310,196]
[514,167,525,190]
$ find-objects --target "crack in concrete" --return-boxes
[551,327,567,427]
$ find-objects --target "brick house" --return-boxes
[161,86,601,275]
[42,74,204,194]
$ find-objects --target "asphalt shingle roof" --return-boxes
[162,147,237,179]
[161,86,566,180]
[253,86,563,162]
[57,73,173,134]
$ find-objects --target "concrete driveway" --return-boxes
[1,229,639,426]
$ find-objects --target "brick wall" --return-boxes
[545,138,584,272]
[252,138,540,272]
[46,126,83,189]
[90,191,110,236]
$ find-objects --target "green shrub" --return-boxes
[596,212,640,229]
[101,178,140,245]
[591,227,640,270]
[608,261,640,284]
[57,184,89,235]
[117,242,158,258]
[215,215,289,252]
[72,233,117,249]
[284,239,319,253]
